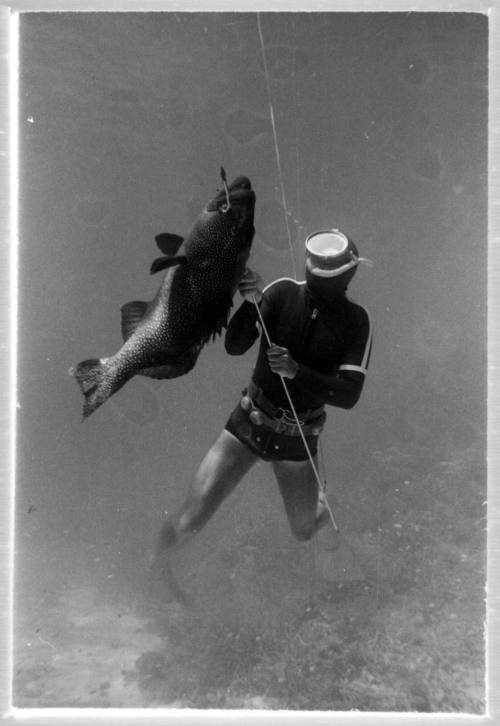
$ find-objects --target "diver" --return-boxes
[154,229,373,592]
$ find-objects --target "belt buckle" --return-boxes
[283,410,304,427]
[274,408,302,435]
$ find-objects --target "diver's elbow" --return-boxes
[341,398,359,410]
[224,339,245,355]
[343,388,363,409]
[326,389,362,410]
[330,399,358,411]
[225,330,256,355]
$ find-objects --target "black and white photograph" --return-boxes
[8,8,489,715]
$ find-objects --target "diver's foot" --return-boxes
[150,519,190,607]
[149,550,191,607]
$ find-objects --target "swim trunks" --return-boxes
[225,400,321,462]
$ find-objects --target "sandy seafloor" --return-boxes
[14,442,485,711]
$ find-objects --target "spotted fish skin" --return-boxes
[70,174,256,419]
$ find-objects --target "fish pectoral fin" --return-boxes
[120,300,149,341]
[155,233,184,255]
[150,255,187,275]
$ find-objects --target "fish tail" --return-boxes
[69,357,114,419]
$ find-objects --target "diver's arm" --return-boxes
[225,269,267,355]
[225,300,260,354]
[267,304,372,409]
[265,345,364,409]
[298,304,373,409]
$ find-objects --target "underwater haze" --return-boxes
[15,12,487,712]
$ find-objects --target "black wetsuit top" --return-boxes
[225,278,373,413]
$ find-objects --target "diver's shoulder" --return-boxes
[263,277,305,294]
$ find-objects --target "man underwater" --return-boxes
[154,229,373,595]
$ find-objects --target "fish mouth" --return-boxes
[206,175,255,212]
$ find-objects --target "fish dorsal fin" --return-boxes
[150,255,187,275]
[120,300,149,341]
[155,233,184,256]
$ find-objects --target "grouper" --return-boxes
[70,170,256,419]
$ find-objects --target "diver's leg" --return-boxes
[272,456,330,541]
[158,429,258,553]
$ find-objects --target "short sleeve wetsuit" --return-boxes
[223,278,373,461]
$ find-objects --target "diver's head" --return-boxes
[304,229,372,304]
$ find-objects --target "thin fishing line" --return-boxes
[252,295,339,532]
[257,12,297,280]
